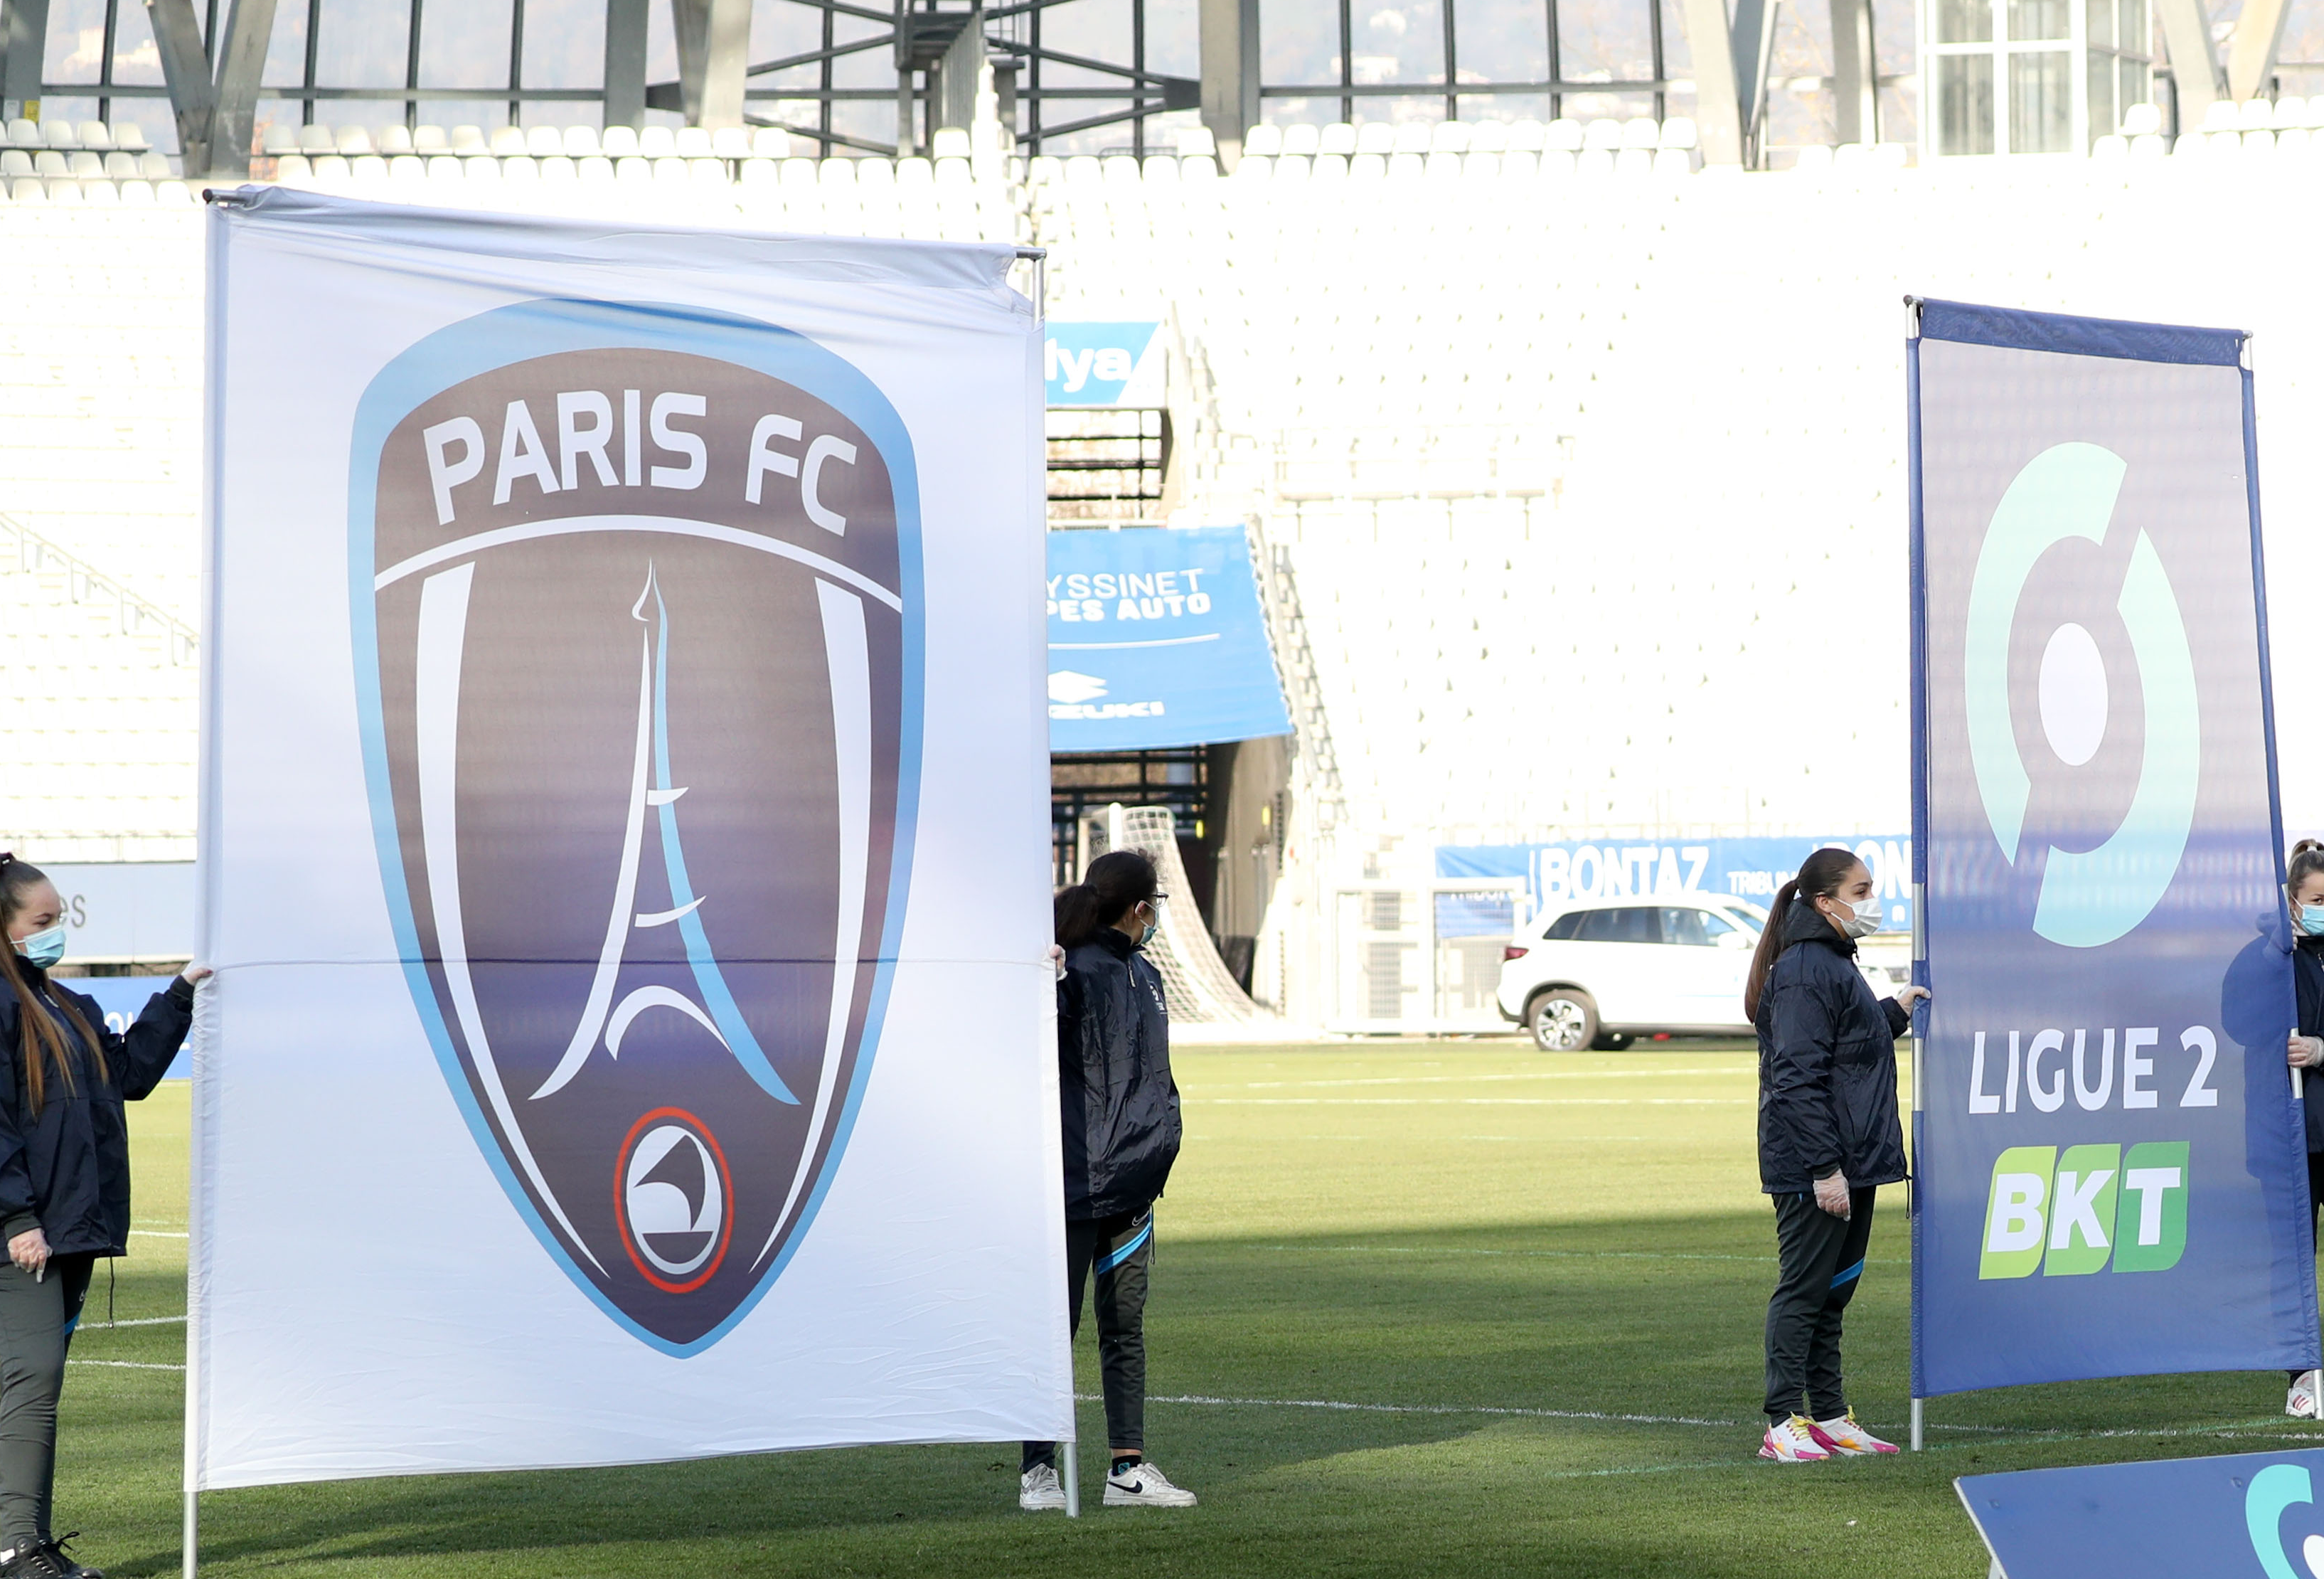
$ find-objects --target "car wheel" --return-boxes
[1594,1031,1635,1051]
[1528,989,1597,1053]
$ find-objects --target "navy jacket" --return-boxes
[0,972,193,1255]
[1056,927,1181,1220]
[1754,898,1910,1195]
[2297,937,2324,1154]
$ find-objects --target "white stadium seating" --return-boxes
[9,104,2324,864]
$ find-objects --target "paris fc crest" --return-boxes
[348,300,922,1354]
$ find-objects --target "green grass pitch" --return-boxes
[62,1045,2323,1575]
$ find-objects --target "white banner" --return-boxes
[192,190,1066,1489]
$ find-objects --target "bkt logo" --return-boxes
[1964,442,2199,948]
[351,299,919,1354]
[1979,1142,2188,1279]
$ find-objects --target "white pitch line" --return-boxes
[80,1315,186,1329]
[1297,1068,1757,1088]
[1109,1393,2321,1449]
[1226,1069,1754,1090]
[1190,1097,1747,1111]
[129,1230,189,1240]
[70,1361,183,1372]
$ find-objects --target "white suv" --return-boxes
[1496,896,1895,1051]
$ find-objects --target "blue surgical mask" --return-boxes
[2301,905,2324,938]
[12,925,64,970]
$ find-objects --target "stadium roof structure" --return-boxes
[2,0,2271,178]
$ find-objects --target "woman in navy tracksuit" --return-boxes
[1018,849,1195,1513]
[2283,839,2324,1418]
[1747,846,1927,1464]
[0,855,203,1579]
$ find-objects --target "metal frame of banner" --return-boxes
[184,188,235,1579]
[1903,297,1929,1452]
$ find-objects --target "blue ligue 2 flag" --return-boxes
[1909,299,2318,1396]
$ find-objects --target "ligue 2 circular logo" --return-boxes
[1964,442,2199,949]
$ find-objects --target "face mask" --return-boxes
[1137,908,1159,948]
[2302,905,2324,938]
[1833,895,1882,940]
[11,925,64,970]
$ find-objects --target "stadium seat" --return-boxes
[337,126,374,155]
[42,121,77,147]
[1430,122,1470,152]
[378,125,415,154]
[638,126,676,158]
[3,119,35,145]
[413,124,449,151]
[562,125,602,156]
[113,122,148,151]
[449,124,488,154]
[711,127,750,159]
[2121,102,2162,136]
[1243,124,1284,157]
[1547,119,1584,151]
[1355,122,1395,155]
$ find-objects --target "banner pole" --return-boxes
[1062,1445,1080,1519]
[1911,1398,1923,1452]
[183,1490,197,1579]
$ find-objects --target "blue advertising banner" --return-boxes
[1436,836,1914,932]
[70,974,187,1079]
[1958,1447,2324,1578]
[1910,299,2315,1397]
[1047,525,1291,751]
[1043,321,1163,406]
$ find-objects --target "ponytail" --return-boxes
[2288,839,2324,927]
[1743,846,1867,1022]
[1055,849,1160,950]
[0,855,102,1115]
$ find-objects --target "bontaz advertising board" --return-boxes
[1435,836,1916,932]
[1909,299,2317,1396]
[195,191,1069,1487]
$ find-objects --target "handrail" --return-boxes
[0,511,199,667]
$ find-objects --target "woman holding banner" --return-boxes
[1019,849,1196,1513]
[0,855,204,1579]
[1745,846,1929,1464]
[2283,839,2324,1418]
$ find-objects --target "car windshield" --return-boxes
[1722,900,1769,932]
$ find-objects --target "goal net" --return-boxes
[1090,804,1272,1028]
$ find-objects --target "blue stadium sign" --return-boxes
[1044,321,1163,406]
[1047,524,1290,750]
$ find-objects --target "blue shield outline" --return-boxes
[346,297,925,1356]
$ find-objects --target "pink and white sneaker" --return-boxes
[1759,1415,1831,1463]
[1810,1408,1899,1455]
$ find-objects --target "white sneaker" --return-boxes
[2290,1371,2321,1420]
[1018,1463,1065,1511]
[1759,1415,1832,1463]
[1104,1460,1198,1506]
[1812,1408,1899,1455]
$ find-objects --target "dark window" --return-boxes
[1574,906,1661,945]
[1542,910,1587,940]
[1661,906,1710,947]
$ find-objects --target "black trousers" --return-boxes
[1764,1189,1875,1425]
[1023,1211,1153,1472]
[0,1253,92,1545]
